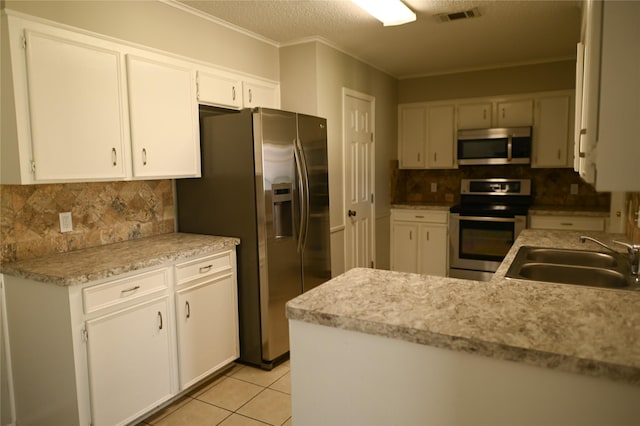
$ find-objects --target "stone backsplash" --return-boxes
[0,180,175,264]
[391,163,611,209]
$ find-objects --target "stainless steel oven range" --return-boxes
[449,178,532,281]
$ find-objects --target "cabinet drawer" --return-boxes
[529,215,606,231]
[391,210,448,224]
[83,268,169,314]
[175,251,233,285]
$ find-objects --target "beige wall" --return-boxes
[280,41,398,274]
[398,60,576,103]
[3,0,280,80]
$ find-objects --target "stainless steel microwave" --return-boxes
[457,127,532,165]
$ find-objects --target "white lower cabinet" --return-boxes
[528,214,606,232]
[3,248,238,426]
[390,209,448,276]
[86,297,173,426]
[175,261,239,389]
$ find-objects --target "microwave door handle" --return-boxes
[507,134,513,162]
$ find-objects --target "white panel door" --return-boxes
[197,70,242,109]
[344,92,374,269]
[390,222,419,273]
[497,99,533,127]
[175,273,239,390]
[243,80,280,108]
[457,103,492,129]
[426,105,456,168]
[85,297,173,426]
[418,224,448,276]
[24,30,128,181]
[127,55,200,178]
[398,105,426,168]
[533,95,571,168]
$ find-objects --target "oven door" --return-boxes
[449,213,526,279]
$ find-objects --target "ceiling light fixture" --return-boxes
[352,0,417,27]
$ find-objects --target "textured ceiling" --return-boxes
[177,0,582,79]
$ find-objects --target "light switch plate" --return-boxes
[570,184,579,195]
[430,182,437,192]
[59,212,73,233]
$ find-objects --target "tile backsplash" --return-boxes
[391,163,611,209]
[0,180,175,264]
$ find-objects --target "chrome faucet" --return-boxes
[580,236,640,277]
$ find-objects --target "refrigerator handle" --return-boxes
[293,139,307,253]
[296,138,311,250]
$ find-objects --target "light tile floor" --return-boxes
[137,361,292,426]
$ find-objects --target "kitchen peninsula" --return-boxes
[286,229,640,426]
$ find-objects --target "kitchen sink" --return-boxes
[522,247,618,268]
[505,246,636,290]
[515,263,628,288]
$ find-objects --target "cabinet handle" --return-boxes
[142,148,147,166]
[483,109,487,120]
[111,148,117,166]
[426,231,430,240]
[249,88,253,103]
[120,285,140,295]
[186,301,191,319]
[560,222,574,226]
[199,265,213,274]
[417,153,421,162]
[557,149,561,160]
[433,152,437,162]
[232,86,236,101]
[409,230,413,240]
[502,107,506,119]
[158,311,163,330]
[415,215,424,219]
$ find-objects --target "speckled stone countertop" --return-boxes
[287,229,640,386]
[391,203,452,210]
[0,233,239,286]
[529,206,610,217]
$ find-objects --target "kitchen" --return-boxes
[1,0,640,425]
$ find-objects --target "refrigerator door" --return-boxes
[297,113,332,292]
[254,108,303,362]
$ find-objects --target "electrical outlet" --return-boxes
[570,184,579,195]
[445,193,454,203]
[430,182,437,192]
[59,212,73,233]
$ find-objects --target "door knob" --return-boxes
[348,210,357,217]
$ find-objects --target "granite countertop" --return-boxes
[286,229,640,386]
[0,233,239,286]
[529,206,610,217]
[391,203,452,211]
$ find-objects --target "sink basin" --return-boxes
[505,246,635,290]
[523,247,618,268]
[516,263,628,288]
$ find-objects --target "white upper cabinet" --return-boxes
[457,103,492,130]
[197,69,242,109]
[585,0,640,191]
[532,93,573,168]
[398,104,426,168]
[24,30,129,182]
[426,105,456,168]
[242,79,280,109]
[496,99,533,127]
[127,55,200,178]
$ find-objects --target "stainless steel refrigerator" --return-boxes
[176,107,331,369]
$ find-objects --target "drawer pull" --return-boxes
[120,285,140,295]
[158,311,163,330]
[415,215,424,219]
[560,222,574,226]
[186,301,191,319]
[199,265,213,274]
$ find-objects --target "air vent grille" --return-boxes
[436,8,481,23]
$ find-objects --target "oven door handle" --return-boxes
[456,215,520,223]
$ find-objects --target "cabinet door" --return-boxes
[127,55,200,178]
[497,99,533,127]
[457,103,492,129]
[418,224,448,277]
[426,105,456,168]
[243,80,280,108]
[398,105,426,168]
[391,222,419,273]
[24,30,128,181]
[175,273,239,389]
[86,297,173,426]
[197,70,242,109]
[533,95,571,168]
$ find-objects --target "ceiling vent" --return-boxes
[436,8,481,23]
